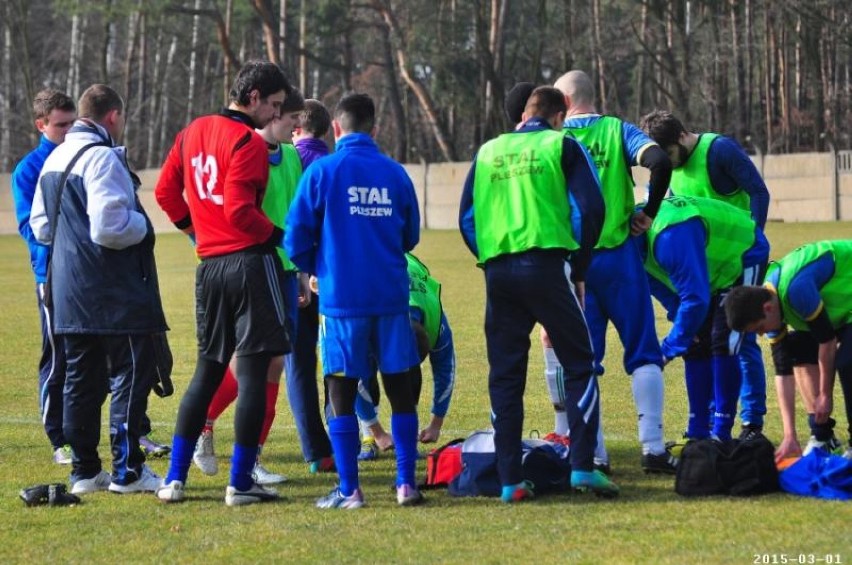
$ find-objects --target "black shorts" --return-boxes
[195,248,291,363]
[770,331,819,375]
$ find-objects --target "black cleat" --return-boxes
[594,459,612,476]
[738,424,764,442]
[641,448,678,475]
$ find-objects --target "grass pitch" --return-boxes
[1,224,851,564]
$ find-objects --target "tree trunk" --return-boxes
[730,0,747,140]
[822,3,839,148]
[483,0,507,137]
[590,0,605,111]
[123,9,140,146]
[10,0,36,120]
[474,3,485,147]
[201,43,215,113]
[1,8,11,170]
[744,0,753,135]
[340,0,353,92]
[634,1,648,119]
[529,0,546,81]
[146,24,164,168]
[158,33,179,162]
[186,0,203,123]
[67,9,82,99]
[819,32,833,147]
[279,0,287,67]
[778,25,790,151]
[658,1,690,122]
[135,8,148,164]
[223,0,234,106]
[380,20,406,162]
[794,14,802,149]
[711,2,729,132]
[299,2,308,92]
[763,6,774,152]
[374,0,457,161]
[252,0,279,64]
[447,0,456,139]
[101,0,116,83]
[561,0,575,73]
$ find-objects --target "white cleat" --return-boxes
[251,462,287,485]
[193,430,219,476]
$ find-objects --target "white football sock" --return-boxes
[594,415,608,462]
[632,363,666,455]
[554,410,569,436]
[543,345,569,435]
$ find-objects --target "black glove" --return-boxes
[151,332,174,398]
[20,483,81,507]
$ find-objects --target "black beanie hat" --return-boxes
[504,82,536,125]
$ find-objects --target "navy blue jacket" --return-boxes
[30,121,167,335]
[459,118,605,281]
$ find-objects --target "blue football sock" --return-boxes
[328,415,360,496]
[165,435,195,484]
[712,355,742,441]
[391,412,419,487]
[737,334,766,427]
[230,443,259,491]
[684,358,713,439]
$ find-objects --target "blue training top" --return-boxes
[765,254,835,341]
[705,136,770,229]
[641,217,769,359]
[411,308,455,417]
[11,135,59,283]
[285,132,420,317]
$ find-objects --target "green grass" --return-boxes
[1,224,852,564]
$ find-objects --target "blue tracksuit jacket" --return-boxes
[285,132,420,317]
[11,135,58,283]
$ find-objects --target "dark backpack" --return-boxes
[675,436,779,497]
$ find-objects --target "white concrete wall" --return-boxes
[1,152,849,235]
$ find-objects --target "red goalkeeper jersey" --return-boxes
[155,110,276,257]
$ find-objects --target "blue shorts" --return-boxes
[319,313,420,378]
[585,240,663,374]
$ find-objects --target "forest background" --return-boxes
[1,0,850,173]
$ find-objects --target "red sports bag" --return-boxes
[421,438,465,488]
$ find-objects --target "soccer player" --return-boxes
[641,109,770,440]
[30,84,168,495]
[545,70,675,474]
[725,241,852,462]
[191,86,308,485]
[285,93,423,509]
[289,98,336,474]
[635,195,769,441]
[460,86,617,501]
[355,252,456,459]
[504,82,536,128]
[154,61,291,506]
[11,89,76,465]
